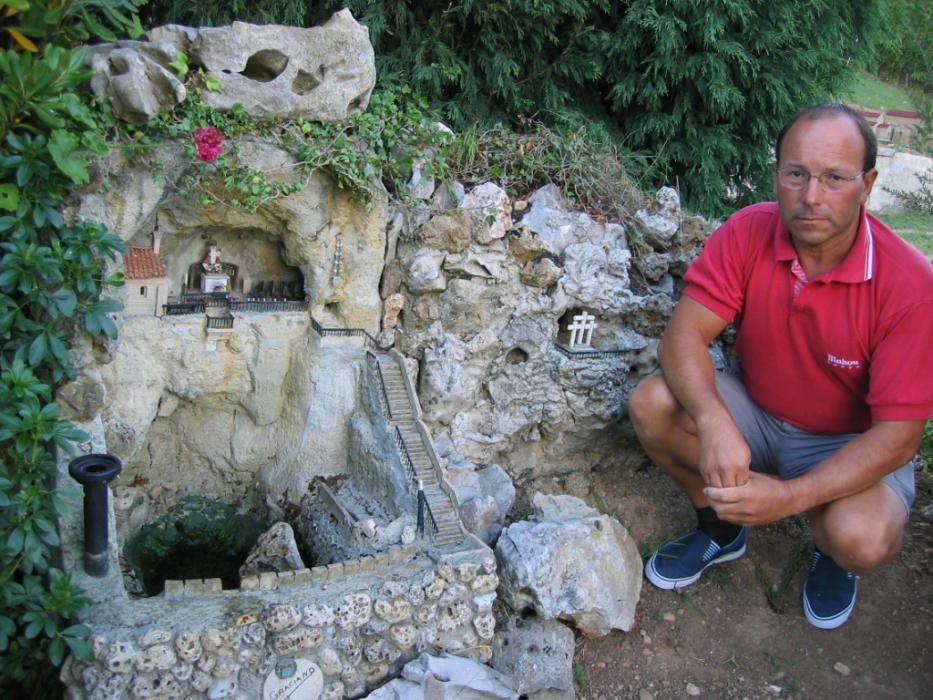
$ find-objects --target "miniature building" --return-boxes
[123,243,168,316]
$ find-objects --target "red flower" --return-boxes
[194,127,224,162]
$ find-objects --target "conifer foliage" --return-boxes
[146,0,879,213]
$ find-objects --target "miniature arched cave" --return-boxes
[153,227,305,302]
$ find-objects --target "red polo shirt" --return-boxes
[684,202,933,434]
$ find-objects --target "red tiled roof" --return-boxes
[124,246,167,280]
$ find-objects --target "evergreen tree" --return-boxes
[144,0,881,214]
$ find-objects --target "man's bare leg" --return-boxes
[631,374,748,590]
[628,374,709,506]
[808,482,907,574]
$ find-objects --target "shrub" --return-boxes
[0,1,144,695]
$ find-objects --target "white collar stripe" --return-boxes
[864,216,874,281]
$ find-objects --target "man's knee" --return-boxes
[629,374,678,437]
[815,502,905,573]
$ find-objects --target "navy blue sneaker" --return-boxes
[645,527,747,590]
[803,550,857,630]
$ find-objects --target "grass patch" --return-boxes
[875,210,933,256]
[841,72,917,112]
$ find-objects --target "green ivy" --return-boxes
[129,80,454,211]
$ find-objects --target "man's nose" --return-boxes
[801,175,823,204]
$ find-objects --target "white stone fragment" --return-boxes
[262,604,302,633]
[302,603,336,627]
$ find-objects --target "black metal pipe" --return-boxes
[68,454,122,577]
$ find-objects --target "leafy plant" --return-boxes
[0,1,143,695]
[885,171,933,216]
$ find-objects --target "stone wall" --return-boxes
[60,536,497,699]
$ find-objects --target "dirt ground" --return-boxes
[527,457,933,700]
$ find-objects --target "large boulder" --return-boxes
[191,10,375,121]
[495,493,643,636]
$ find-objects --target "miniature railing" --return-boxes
[367,351,392,421]
[393,426,439,537]
[163,301,206,315]
[393,426,418,484]
[417,486,439,537]
[309,317,382,351]
[206,315,234,330]
[553,343,629,360]
[182,291,229,307]
[229,300,308,313]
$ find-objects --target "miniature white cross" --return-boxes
[567,312,597,349]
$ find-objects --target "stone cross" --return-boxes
[567,312,597,349]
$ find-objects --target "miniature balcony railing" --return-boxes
[228,299,308,313]
[163,301,206,315]
[206,315,234,330]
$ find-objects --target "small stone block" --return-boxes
[342,559,361,574]
[276,570,296,586]
[388,548,406,564]
[291,569,313,585]
[308,566,328,583]
[184,579,207,594]
[358,555,375,572]
[204,578,222,593]
[163,580,184,596]
[259,572,278,590]
[235,612,259,626]
[240,575,260,592]
[325,562,345,578]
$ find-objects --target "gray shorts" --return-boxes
[715,372,915,515]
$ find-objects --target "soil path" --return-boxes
[529,459,932,700]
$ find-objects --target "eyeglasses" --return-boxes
[775,167,865,192]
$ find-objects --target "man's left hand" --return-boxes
[703,472,797,526]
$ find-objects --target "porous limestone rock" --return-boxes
[190,10,375,121]
[491,616,575,700]
[441,457,515,545]
[238,522,305,577]
[634,187,682,250]
[495,493,643,636]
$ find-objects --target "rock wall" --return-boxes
[385,183,711,485]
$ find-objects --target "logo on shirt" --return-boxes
[826,353,861,370]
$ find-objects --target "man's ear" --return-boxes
[860,168,879,204]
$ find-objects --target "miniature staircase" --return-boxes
[375,355,464,549]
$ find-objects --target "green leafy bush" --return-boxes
[0,1,144,695]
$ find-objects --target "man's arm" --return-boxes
[658,296,752,488]
[705,419,925,525]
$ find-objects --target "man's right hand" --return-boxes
[696,412,751,488]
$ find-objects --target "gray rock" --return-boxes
[418,214,472,253]
[491,617,575,700]
[238,522,305,577]
[520,256,563,288]
[462,183,511,245]
[495,493,643,636]
[445,463,515,544]
[86,42,186,124]
[190,10,375,121]
[404,249,447,292]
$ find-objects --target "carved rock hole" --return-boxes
[240,49,289,82]
[506,347,529,365]
[292,69,322,95]
[108,54,130,77]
